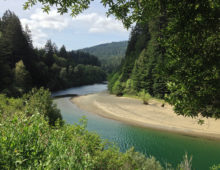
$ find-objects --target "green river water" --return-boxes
[53,84,220,169]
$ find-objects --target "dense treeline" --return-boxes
[0,10,106,96]
[80,41,128,73]
[108,1,220,118]
[23,0,219,119]
[109,18,167,98]
[0,88,196,170]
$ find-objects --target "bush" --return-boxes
[112,80,124,96]
[139,90,152,105]
[177,154,192,170]
[0,88,62,126]
[0,89,202,170]
[210,164,220,170]
[23,87,62,125]
[0,105,163,170]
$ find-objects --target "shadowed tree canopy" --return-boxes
[23,0,220,118]
[23,0,163,28]
[0,10,106,96]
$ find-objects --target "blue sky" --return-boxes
[0,0,130,50]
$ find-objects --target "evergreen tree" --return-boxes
[120,24,150,82]
[1,10,30,68]
[14,60,32,95]
[110,19,167,98]
[44,40,55,67]
[59,45,67,58]
[0,10,106,96]
[0,33,12,92]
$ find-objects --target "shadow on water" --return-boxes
[53,84,220,170]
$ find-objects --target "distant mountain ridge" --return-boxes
[79,41,128,60]
[79,41,128,72]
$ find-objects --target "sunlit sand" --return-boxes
[71,91,220,140]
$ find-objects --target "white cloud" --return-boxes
[21,18,47,47]
[73,13,129,33]
[30,10,69,30]
[20,9,129,48]
[21,9,70,47]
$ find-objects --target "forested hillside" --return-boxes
[109,1,219,119]
[80,41,128,72]
[0,10,106,96]
[109,17,167,98]
[1,0,219,169]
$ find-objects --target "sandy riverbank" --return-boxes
[71,91,220,140]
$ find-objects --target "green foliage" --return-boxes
[0,94,23,117]
[0,10,106,96]
[177,154,192,170]
[106,1,219,118]
[109,20,167,103]
[139,90,152,105]
[23,0,220,118]
[22,0,161,28]
[162,1,220,118]
[13,60,32,95]
[0,11,28,94]
[112,80,124,96]
[23,0,91,17]
[0,88,62,126]
[0,92,198,169]
[0,93,165,170]
[23,88,62,125]
[32,44,105,91]
[120,24,150,83]
[73,64,106,86]
[124,79,136,95]
[80,41,128,73]
[108,72,120,93]
[0,41,12,92]
[125,150,163,170]
[27,0,220,118]
[210,164,220,170]
[197,119,205,125]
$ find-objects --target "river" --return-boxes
[53,84,220,169]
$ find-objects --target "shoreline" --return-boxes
[71,91,220,141]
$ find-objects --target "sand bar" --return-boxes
[71,91,220,140]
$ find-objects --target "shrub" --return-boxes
[177,154,192,170]
[22,87,63,125]
[0,107,163,170]
[0,89,200,170]
[112,80,124,96]
[139,90,152,105]
[210,164,220,170]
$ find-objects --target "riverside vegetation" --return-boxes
[1,88,220,169]
[0,10,106,97]
[1,88,196,170]
[23,0,220,120]
[0,10,181,169]
[1,0,220,169]
[106,1,219,119]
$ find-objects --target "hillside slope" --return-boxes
[108,19,167,98]
[79,41,128,72]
